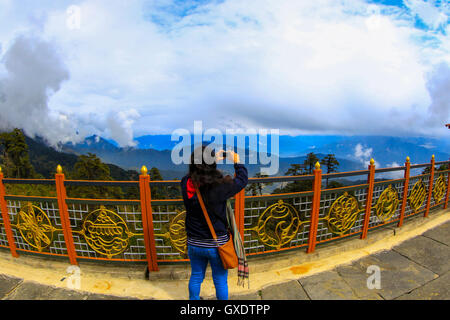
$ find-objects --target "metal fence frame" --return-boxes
[0,156,448,273]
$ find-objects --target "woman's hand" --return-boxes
[215,150,240,163]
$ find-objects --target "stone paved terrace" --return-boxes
[0,211,449,300]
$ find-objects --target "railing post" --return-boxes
[361,159,376,240]
[0,167,18,258]
[55,165,77,265]
[444,158,450,210]
[139,166,159,272]
[398,157,410,227]
[424,155,435,218]
[307,162,322,253]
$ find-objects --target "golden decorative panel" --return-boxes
[324,192,361,235]
[77,205,135,259]
[433,175,446,204]
[374,185,399,222]
[408,180,427,212]
[15,202,57,252]
[154,210,187,255]
[246,200,304,249]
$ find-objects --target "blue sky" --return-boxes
[0,0,448,147]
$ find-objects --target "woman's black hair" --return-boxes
[189,145,232,188]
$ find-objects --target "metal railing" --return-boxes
[0,156,449,272]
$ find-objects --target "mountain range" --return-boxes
[59,134,449,179]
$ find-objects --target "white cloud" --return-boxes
[354,143,381,168]
[404,0,448,30]
[105,109,141,147]
[0,0,449,145]
[381,161,405,179]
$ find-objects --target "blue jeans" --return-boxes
[188,245,228,300]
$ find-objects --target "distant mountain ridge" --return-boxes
[134,134,449,167]
[26,133,448,181]
[62,135,368,179]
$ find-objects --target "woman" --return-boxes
[180,146,248,300]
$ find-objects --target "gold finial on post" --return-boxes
[431,154,435,160]
[406,156,410,163]
[0,166,2,173]
[370,158,375,166]
[315,161,321,170]
[141,166,148,176]
[56,165,63,174]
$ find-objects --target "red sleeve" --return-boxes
[187,178,196,199]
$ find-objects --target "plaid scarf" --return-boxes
[226,200,249,288]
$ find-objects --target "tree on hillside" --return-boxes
[304,152,320,175]
[322,154,340,188]
[68,153,123,199]
[422,163,448,175]
[149,167,166,199]
[272,163,313,194]
[0,129,36,178]
[285,163,306,176]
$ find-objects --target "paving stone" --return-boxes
[422,221,450,246]
[335,264,384,300]
[260,280,309,300]
[396,271,450,300]
[393,235,450,275]
[343,250,437,300]
[46,287,89,300]
[229,291,261,300]
[298,270,358,300]
[0,274,23,298]
[4,281,87,300]
[87,293,138,300]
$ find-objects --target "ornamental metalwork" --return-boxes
[78,206,134,259]
[408,180,427,212]
[374,185,399,222]
[433,175,446,204]
[324,192,361,235]
[15,202,56,252]
[246,200,303,249]
[154,210,187,255]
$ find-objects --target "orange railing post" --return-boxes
[307,162,322,253]
[0,167,18,258]
[139,166,159,272]
[361,159,376,239]
[398,157,411,227]
[55,165,77,265]
[424,155,435,218]
[444,158,450,210]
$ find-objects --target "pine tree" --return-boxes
[322,154,340,188]
[0,128,36,178]
[68,153,123,199]
[304,152,319,174]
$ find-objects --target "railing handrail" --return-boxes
[1,160,448,187]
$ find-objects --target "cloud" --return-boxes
[424,62,450,127]
[404,0,449,30]
[419,142,436,149]
[354,143,381,168]
[0,34,76,146]
[381,161,405,179]
[0,0,449,144]
[105,109,141,147]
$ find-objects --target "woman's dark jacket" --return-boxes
[181,164,248,240]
